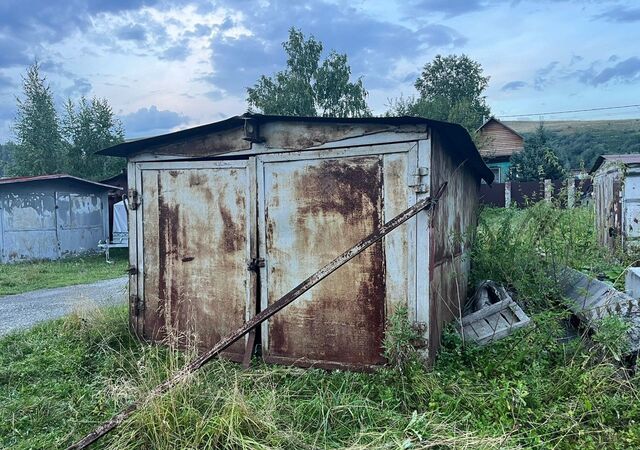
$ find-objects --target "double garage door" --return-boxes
[132,142,429,368]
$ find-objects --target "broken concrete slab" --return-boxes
[558,267,640,353]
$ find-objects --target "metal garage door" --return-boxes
[257,142,429,369]
[137,161,256,358]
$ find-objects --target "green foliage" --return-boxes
[247,28,370,117]
[0,141,17,176]
[2,301,640,449]
[10,61,64,176]
[472,203,619,311]
[61,97,125,180]
[7,61,125,180]
[382,305,420,372]
[3,204,640,449]
[387,54,491,134]
[508,119,640,172]
[510,122,566,181]
[592,316,631,362]
[0,249,127,296]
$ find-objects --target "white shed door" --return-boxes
[257,142,429,368]
[138,161,255,358]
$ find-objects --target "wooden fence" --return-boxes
[480,178,592,208]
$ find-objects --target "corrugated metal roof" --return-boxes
[0,174,121,190]
[98,113,494,184]
[590,154,640,174]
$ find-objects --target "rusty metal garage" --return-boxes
[99,114,493,369]
[0,174,116,263]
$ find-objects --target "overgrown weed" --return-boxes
[2,205,640,449]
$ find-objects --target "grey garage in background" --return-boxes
[0,174,118,263]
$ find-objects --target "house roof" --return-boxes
[99,113,494,184]
[476,117,524,159]
[590,154,640,174]
[0,174,121,190]
[477,117,524,138]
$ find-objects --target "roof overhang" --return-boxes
[99,113,494,184]
[0,174,121,190]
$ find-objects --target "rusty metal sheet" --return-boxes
[140,163,252,357]
[1,192,59,262]
[260,155,386,367]
[257,143,422,369]
[428,130,480,360]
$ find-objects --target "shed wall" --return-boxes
[593,161,623,250]
[126,121,484,368]
[428,130,480,360]
[0,180,109,263]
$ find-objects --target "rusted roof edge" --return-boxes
[0,173,121,190]
[99,113,494,184]
[590,154,640,174]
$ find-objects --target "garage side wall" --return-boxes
[428,129,480,360]
[0,180,109,263]
[593,161,623,251]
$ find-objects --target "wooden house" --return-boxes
[476,117,524,183]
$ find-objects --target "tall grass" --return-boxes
[1,205,640,449]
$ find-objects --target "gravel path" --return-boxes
[0,276,128,336]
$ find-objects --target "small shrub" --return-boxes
[382,306,420,372]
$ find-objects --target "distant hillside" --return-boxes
[505,119,640,171]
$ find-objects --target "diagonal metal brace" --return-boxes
[67,182,448,450]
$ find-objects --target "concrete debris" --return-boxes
[558,267,640,354]
[458,281,531,345]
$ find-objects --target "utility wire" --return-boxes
[498,103,640,118]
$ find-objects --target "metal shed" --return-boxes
[0,174,116,263]
[100,114,493,369]
[591,154,640,251]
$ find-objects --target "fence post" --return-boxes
[544,179,552,203]
[567,178,575,208]
[505,181,511,208]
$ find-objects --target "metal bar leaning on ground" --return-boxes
[67,182,449,450]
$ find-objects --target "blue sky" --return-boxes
[0,0,639,142]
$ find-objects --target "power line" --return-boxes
[498,103,640,118]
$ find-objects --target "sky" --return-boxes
[0,0,639,142]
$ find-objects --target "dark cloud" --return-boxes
[160,39,191,61]
[594,6,640,22]
[589,57,640,85]
[0,102,14,121]
[0,0,160,45]
[64,77,92,97]
[206,0,468,95]
[533,61,559,90]
[409,0,484,17]
[416,24,467,47]
[0,73,15,90]
[501,80,527,91]
[116,24,148,42]
[121,105,190,137]
[0,36,30,68]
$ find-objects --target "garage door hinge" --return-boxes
[247,258,265,272]
[131,294,144,315]
[410,167,430,193]
[128,188,140,210]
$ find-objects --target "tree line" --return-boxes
[2,62,124,180]
[2,27,566,181]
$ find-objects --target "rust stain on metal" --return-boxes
[67,183,447,450]
[142,168,248,355]
[265,156,386,366]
